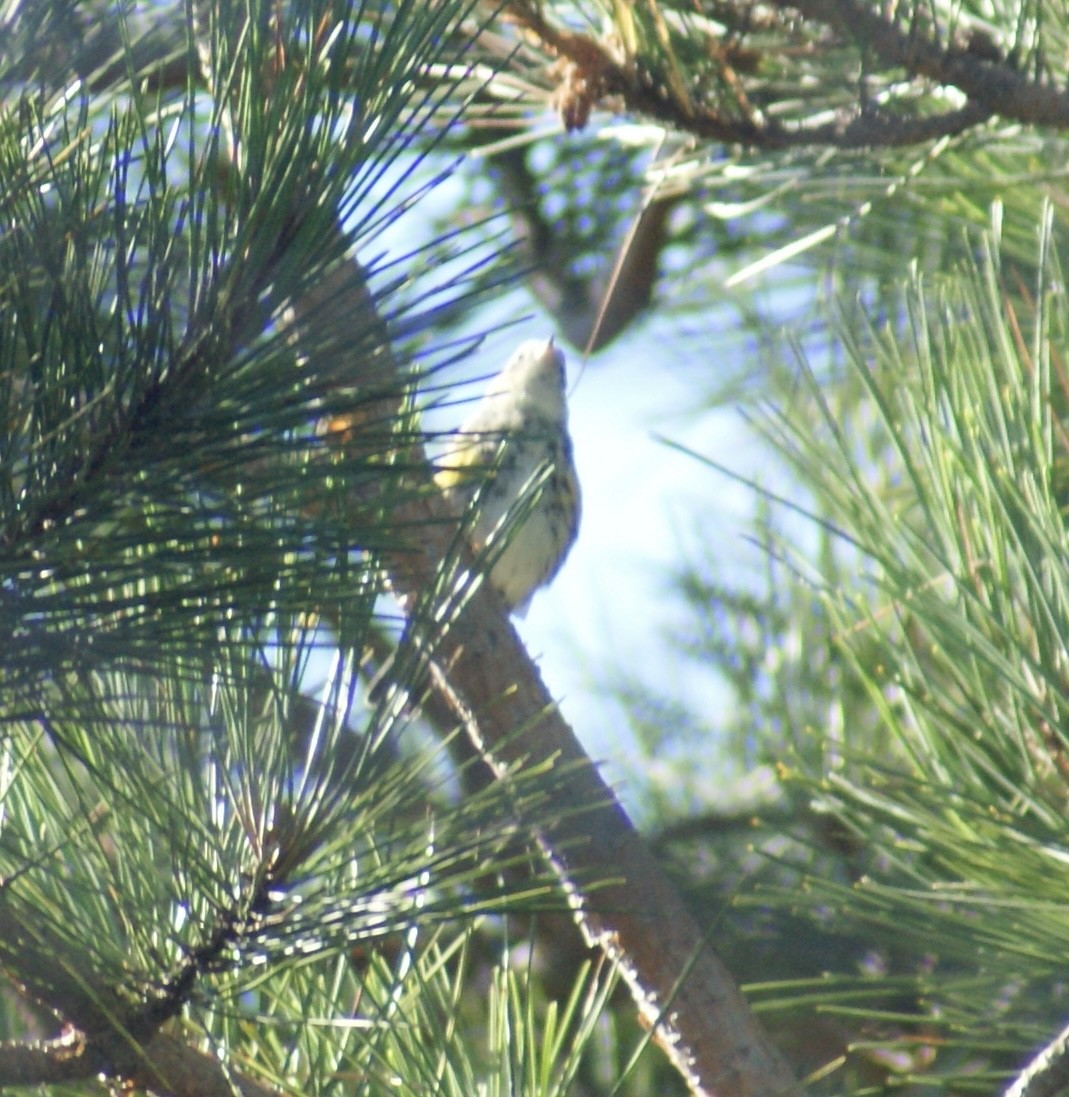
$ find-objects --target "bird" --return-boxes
[435,337,581,616]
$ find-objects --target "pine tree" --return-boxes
[8,0,1069,1095]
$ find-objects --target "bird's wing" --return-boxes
[434,430,503,494]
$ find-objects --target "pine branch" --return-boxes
[422,591,804,1097]
[288,252,802,1097]
[494,0,1069,149]
[0,1032,280,1097]
[0,903,278,1096]
[1006,1020,1069,1097]
[779,0,1069,124]
[250,6,802,1076]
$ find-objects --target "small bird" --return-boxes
[435,337,581,615]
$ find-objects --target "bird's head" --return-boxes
[493,337,568,420]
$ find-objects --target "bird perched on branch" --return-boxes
[436,337,580,616]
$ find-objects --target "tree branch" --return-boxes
[780,0,1069,125]
[0,1032,97,1087]
[1005,1019,1069,1097]
[0,904,280,1097]
[421,592,803,1097]
[497,0,1069,149]
[288,241,802,1097]
[0,1031,281,1097]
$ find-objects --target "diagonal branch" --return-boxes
[1005,1018,1069,1097]
[288,246,803,1097]
[193,2,799,1091]
[420,586,803,1097]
